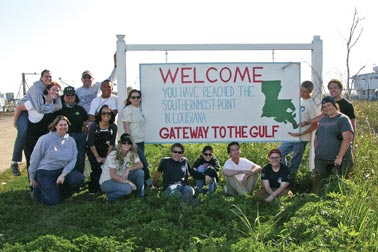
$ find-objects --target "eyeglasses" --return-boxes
[131,96,141,99]
[269,156,281,160]
[172,150,183,154]
[121,141,132,145]
[101,112,112,116]
[203,153,212,157]
[82,75,92,79]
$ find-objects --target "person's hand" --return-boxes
[335,156,343,166]
[54,104,60,111]
[96,156,105,164]
[205,175,213,184]
[56,173,66,185]
[122,168,130,180]
[265,194,275,202]
[288,132,300,137]
[30,179,38,188]
[126,180,136,190]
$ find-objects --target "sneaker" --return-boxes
[11,163,21,176]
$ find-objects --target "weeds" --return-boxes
[1,100,378,251]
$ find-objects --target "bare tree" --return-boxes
[344,7,365,97]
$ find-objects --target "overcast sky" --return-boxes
[0,0,376,97]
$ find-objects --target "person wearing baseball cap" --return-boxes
[99,133,145,202]
[311,96,354,194]
[75,54,117,113]
[255,149,292,202]
[57,86,88,174]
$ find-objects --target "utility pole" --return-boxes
[19,72,37,98]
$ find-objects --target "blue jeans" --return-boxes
[101,169,145,201]
[136,142,150,182]
[279,141,308,172]
[164,183,194,203]
[12,111,28,162]
[196,178,217,194]
[69,132,87,174]
[34,169,84,205]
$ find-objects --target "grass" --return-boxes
[0,100,378,251]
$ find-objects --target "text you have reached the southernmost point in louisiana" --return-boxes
[140,62,301,143]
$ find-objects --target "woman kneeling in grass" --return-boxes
[99,133,144,202]
[29,115,85,206]
[255,149,291,202]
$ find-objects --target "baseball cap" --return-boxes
[82,70,93,78]
[63,86,76,95]
[321,96,336,107]
[120,133,132,144]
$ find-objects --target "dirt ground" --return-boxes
[0,113,18,173]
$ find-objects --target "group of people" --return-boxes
[7,55,147,205]
[9,63,355,205]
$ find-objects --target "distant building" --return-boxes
[353,66,378,100]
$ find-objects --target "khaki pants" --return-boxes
[225,174,259,195]
[255,188,290,201]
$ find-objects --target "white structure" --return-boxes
[353,66,378,100]
[115,35,323,169]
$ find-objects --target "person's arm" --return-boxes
[335,131,354,166]
[152,170,161,187]
[53,96,63,111]
[27,86,55,114]
[265,182,290,202]
[289,121,318,137]
[300,113,324,127]
[350,118,356,133]
[88,99,97,122]
[224,168,258,177]
[262,179,274,195]
[106,124,118,156]
[29,136,46,186]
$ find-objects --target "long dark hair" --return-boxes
[95,104,116,123]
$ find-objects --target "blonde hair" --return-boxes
[113,143,137,170]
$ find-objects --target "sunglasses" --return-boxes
[101,112,112,116]
[65,94,75,97]
[121,141,132,145]
[172,150,183,154]
[269,156,281,160]
[131,96,141,99]
[203,153,213,157]
[82,75,92,79]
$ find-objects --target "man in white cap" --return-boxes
[76,55,117,113]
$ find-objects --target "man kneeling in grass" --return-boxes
[152,143,195,205]
[223,141,261,196]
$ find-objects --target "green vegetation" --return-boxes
[1,101,377,252]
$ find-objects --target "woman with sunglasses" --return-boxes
[191,145,220,194]
[255,149,291,202]
[121,89,151,188]
[87,104,117,195]
[99,133,144,202]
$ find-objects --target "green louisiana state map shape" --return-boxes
[261,80,298,129]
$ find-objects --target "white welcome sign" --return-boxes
[140,62,300,143]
